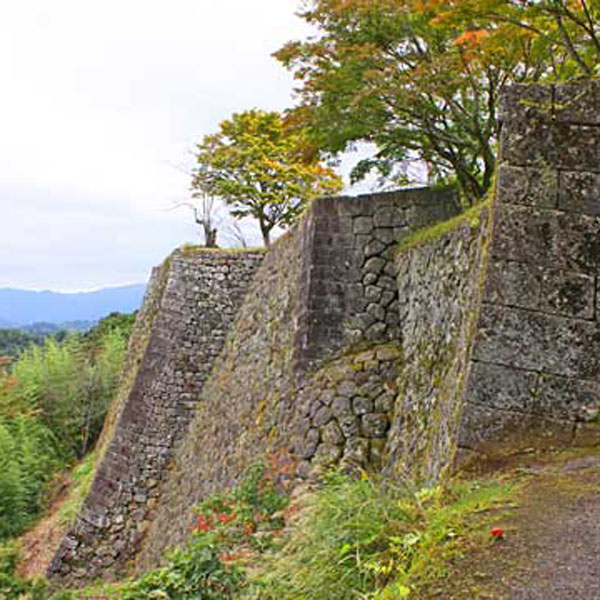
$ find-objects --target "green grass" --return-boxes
[179,244,266,256]
[57,452,96,526]
[396,199,491,256]
[247,472,516,600]
[6,464,516,600]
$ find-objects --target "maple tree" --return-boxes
[423,0,600,80]
[193,109,342,246]
[275,0,593,202]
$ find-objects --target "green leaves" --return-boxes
[274,0,597,202]
[192,109,342,245]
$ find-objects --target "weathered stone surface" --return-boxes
[502,121,600,171]
[493,204,600,274]
[498,82,553,124]
[485,260,595,319]
[457,81,600,460]
[554,81,600,125]
[559,171,600,216]
[473,304,600,379]
[361,413,389,438]
[497,164,558,209]
[388,209,491,483]
[49,248,264,583]
[466,362,538,415]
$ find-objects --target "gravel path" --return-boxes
[424,452,600,600]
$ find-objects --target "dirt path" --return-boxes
[424,450,600,599]
[17,476,72,580]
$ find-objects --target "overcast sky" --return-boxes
[1,0,366,292]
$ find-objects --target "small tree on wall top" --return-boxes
[192,109,343,246]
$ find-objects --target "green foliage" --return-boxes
[114,460,290,600]
[57,452,97,526]
[274,0,567,202]
[0,330,45,360]
[248,472,515,599]
[0,313,133,541]
[120,534,244,600]
[193,109,342,246]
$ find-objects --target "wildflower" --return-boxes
[195,514,213,533]
[216,512,237,524]
[491,526,505,539]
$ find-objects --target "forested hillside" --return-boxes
[0,312,135,541]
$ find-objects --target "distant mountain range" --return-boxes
[0,284,146,328]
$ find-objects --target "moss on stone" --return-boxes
[396,198,491,256]
[179,243,266,256]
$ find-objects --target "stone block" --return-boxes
[496,164,558,209]
[373,207,396,227]
[339,415,360,438]
[322,420,344,445]
[558,171,600,216]
[361,413,389,438]
[313,443,343,466]
[374,228,395,244]
[364,239,386,257]
[374,392,395,413]
[465,362,538,415]
[332,396,352,418]
[352,396,374,415]
[485,259,595,319]
[498,83,554,124]
[343,437,370,464]
[313,406,333,427]
[554,81,600,125]
[536,375,600,422]
[502,121,600,172]
[492,204,600,274]
[364,257,386,275]
[353,216,374,234]
[473,304,600,379]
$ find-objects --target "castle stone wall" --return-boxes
[49,249,264,583]
[459,82,600,454]
[385,209,491,483]
[48,81,600,585]
[135,188,459,570]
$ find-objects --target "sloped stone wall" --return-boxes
[459,82,600,454]
[49,249,264,584]
[385,209,492,484]
[135,188,460,571]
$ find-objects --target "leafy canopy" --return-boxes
[192,109,342,246]
[275,0,592,202]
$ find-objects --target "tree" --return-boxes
[274,0,561,203]
[423,0,600,79]
[192,109,343,246]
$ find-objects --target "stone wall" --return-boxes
[135,188,460,570]
[459,82,600,454]
[385,208,492,484]
[49,249,264,584]
[49,81,600,585]
[298,188,460,367]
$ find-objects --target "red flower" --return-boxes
[491,526,505,539]
[195,515,213,532]
[216,512,237,524]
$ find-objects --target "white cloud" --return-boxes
[0,0,314,290]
